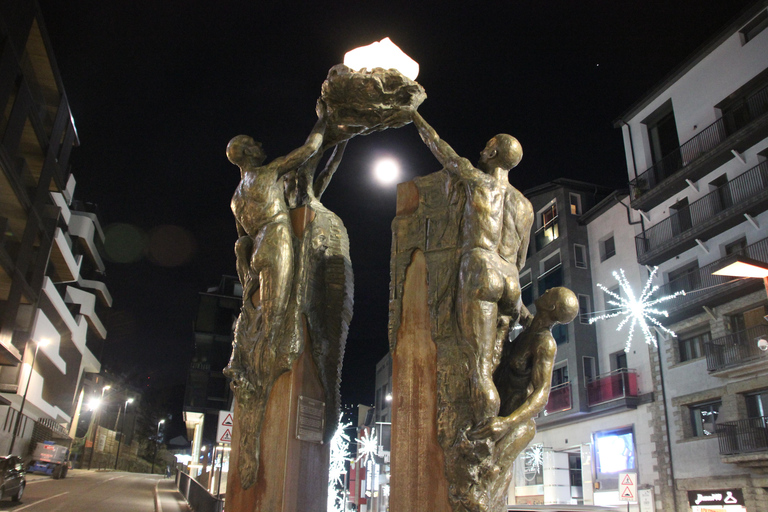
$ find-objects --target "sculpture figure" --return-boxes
[411,111,534,436]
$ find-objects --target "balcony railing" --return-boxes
[716,416,768,456]
[703,324,768,372]
[653,236,768,319]
[635,160,768,262]
[535,216,559,251]
[586,369,638,406]
[545,381,571,414]
[630,83,768,201]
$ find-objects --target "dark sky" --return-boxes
[36,0,755,419]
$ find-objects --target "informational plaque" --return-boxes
[296,395,325,443]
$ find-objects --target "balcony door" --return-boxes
[646,106,681,181]
[670,198,692,235]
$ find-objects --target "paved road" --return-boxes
[0,470,190,512]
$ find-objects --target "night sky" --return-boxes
[35,0,755,434]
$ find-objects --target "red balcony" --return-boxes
[545,382,572,414]
[587,369,639,407]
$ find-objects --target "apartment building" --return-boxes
[0,0,111,454]
[616,2,768,510]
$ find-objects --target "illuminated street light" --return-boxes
[8,338,49,454]
[712,256,768,279]
[114,397,135,470]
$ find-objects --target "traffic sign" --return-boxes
[618,472,637,502]
[216,410,233,444]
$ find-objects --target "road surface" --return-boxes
[0,470,189,512]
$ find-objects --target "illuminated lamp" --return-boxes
[343,37,419,80]
[712,256,768,279]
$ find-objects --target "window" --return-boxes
[746,390,768,418]
[583,356,596,383]
[678,331,710,362]
[725,237,747,256]
[520,270,533,306]
[539,252,563,295]
[600,236,616,262]
[578,294,591,324]
[670,198,692,235]
[604,285,620,311]
[541,251,561,274]
[740,9,768,44]
[612,351,628,371]
[536,202,559,250]
[643,101,680,179]
[709,174,733,211]
[574,244,587,269]
[569,454,582,487]
[541,202,557,226]
[552,364,569,386]
[569,193,582,215]
[552,324,568,345]
[690,400,720,437]
[668,261,700,294]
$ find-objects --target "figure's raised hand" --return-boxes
[316,98,327,119]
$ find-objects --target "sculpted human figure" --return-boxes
[482,287,579,444]
[224,111,326,388]
[411,111,534,437]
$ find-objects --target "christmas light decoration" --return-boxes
[356,428,378,464]
[524,443,544,476]
[328,415,352,512]
[590,267,685,352]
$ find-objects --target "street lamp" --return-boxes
[8,338,49,454]
[151,419,166,474]
[712,255,768,289]
[114,398,134,470]
[87,384,112,470]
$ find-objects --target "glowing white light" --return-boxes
[343,37,419,80]
[525,444,544,476]
[589,267,685,352]
[356,428,378,464]
[328,416,352,512]
[373,158,401,185]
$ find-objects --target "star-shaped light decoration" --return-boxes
[356,428,378,464]
[328,415,352,512]
[525,443,544,475]
[590,267,685,353]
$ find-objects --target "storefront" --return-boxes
[687,489,746,512]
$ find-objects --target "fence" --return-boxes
[176,469,225,512]
[716,416,768,455]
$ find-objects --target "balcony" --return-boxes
[630,83,768,211]
[704,324,768,376]
[535,216,559,252]
[635,160,768,266]
[544,382,572,415]
[586,369,639,411]
[716,416,768,471]
[655,236,768,323]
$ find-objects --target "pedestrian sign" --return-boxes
[618,472,637,502]
[216,410,234,444]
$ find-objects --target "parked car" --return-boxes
[0,455,26,501]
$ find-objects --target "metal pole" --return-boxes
[114,400,131,470]
[8,341,40,455]
[216,449,224,497]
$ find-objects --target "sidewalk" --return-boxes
[155,477,191,512]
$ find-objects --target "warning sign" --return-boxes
[216,410,233,444]
[619,472,637,502]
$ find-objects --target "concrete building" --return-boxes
[0,0,111,455]
[183,276,239,476]
[616,2,768,510]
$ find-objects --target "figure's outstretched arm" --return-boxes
[314,141,348,199]
[412,111,465,174]
[274,116,327,178]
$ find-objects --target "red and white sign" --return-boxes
[619,472,637,502]
[216,410,233,444]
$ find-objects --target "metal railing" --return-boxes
[176,469,225,512]
[635,160,768,260]
[703,324,768,372]
[716,416,768,455]
[545,382,571,414]
[535,216,559,251]
[654,236,768,314]
[630,83,768,200]
[586,369,638,406]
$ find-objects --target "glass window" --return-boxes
[574,244,587,269]
[552,364,569,386]
[678,331,710,362]
[520,270,533,306]
[552,324,568,345]
[541,202,557,226]
[541,252,561,274]
[725,237,747,256]
[569,193,582,215]
[690,400,721,437]
[746,390,768,418]
[539,267,562,296]
[600,236,616,262]
[578,295,591,324]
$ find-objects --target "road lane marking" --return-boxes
[14,491,69,510]
[155,478,161,512]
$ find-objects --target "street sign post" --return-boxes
[619,472,637,512]
[217,410,233,444]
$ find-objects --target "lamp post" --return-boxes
[87,385,111,470]
[8,338,49,455]
[151,419,165,474]
[712,255,768,294]
[114,398,134,470]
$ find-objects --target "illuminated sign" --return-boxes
[594,427,636,474]
[687,489,744,507]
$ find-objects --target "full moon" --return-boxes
[373,157,401,185]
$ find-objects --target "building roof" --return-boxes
[523,177,614,198]
[579,189,630,224]
[613,0,768,126]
